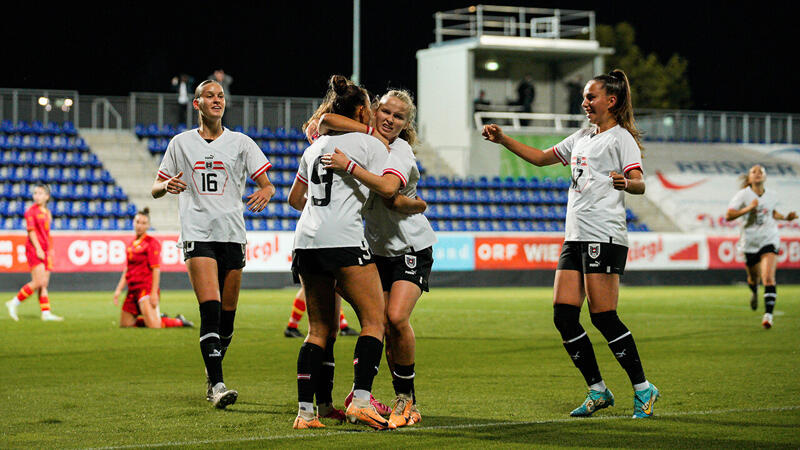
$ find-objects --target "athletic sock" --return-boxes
[316,337,336,405]
[38,294,50,312]
[161,317,183,327]
[764,285,776,314]
[16,284,33,303]
[353,335,383,394]
[591,311,646,386]
[589,380,608,392]
[339,312,349,330]
[554,304,603,386]
[199,301,223,385]
[220,309,236,359]
[297,342,324,404]
[392,363,416,397]
[288,296,305,329]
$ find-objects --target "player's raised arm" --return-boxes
[322,148,402,199]
[319,113,390,149]
[482,123,561,167]
[725,198,758,221]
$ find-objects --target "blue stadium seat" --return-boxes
[63,122,77,136]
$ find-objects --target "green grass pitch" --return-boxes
[2,285,799,448]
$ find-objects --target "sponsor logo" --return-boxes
[405,254,417,269]
[404,270,416,275]
[615,349,627,359]
[655,170,707,190]
[588,243,600,259]
[570,351,580,361]
[208,349,222,358]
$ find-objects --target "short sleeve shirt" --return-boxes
[293,133,404,249]
[728,187,780,253]
[24,204,51,252]
[363,138,437,256]
[158,129,271,244]
[552,125,643,246]
[125,234,161,288]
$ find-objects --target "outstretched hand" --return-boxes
[246,186,274,212]
[305,120,320,144]
[482,124,505,143]
[165,172,187,194]
[321,148,350,171]
[786,211,798,221]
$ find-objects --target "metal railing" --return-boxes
[474,111,587,134]
[637,109,799,144]
[434,5,595,44]
[91,98,122,130]
[1,88,321,132]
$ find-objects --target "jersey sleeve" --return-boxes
[24,208,35,231]
[728,189,746,210]
[295,152,309,185]
[157,137,178,180]
[147,238,161,269]
[552,129,582,166]
[244,136,271,180]
[380,144,412,188]
[618,133,643,174]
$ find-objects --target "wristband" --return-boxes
[310,132,320,141]
[366,126,374,136]
[346,160,357,174]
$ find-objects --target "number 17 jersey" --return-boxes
[158,128,271,244]
[293,133,403,249]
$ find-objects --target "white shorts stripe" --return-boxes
[563,331,587,344]
[199,332,220,342]
[608,331,631,344]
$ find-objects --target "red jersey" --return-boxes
[125,234,161,288]
[24,204,51,253]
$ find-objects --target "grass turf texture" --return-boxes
[1,285,798,448]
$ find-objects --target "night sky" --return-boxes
[8,1,792,113]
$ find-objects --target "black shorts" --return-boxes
[292,246,374,283]
[557,241,628,275]
[374,247,434,292]
[745,244,779,267]
[182,241,246,271]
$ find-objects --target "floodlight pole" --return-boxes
[352,0,360,84]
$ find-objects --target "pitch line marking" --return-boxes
[89,405,800,449]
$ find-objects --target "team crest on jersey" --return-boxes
[405,255,417,269]
[205,155,214,169]
[588,243,601,259]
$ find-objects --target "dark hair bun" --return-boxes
[329,75,349,95]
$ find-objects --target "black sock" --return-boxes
[316,337,336,405]
[219,309,236,359]
[748,283,758,295]
[764,285,776,314]
[297,342,324,404]
[199,301,223,385]
[392,363,415,398]
[353,336,383,393]
[554,304,602,386]
[591,311,646,386]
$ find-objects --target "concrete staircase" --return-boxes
[625,192,680,232]
[81,129,180,232]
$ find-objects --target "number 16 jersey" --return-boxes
[158,128,271,244]
[293,133,403,250]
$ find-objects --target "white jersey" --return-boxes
[363,138,437,257]
[158,128,271,244]
[728,187,780,253]
[553,125,643,246]
[293,133,404,249]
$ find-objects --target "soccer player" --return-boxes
[112,207,193,329]
[284,287,359,337]
[152,79,275,409]
[483,69,660,419]
[320,89,435,427]
[725,164,797,328]
[288,75,400,430]
[6,184,63,322]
